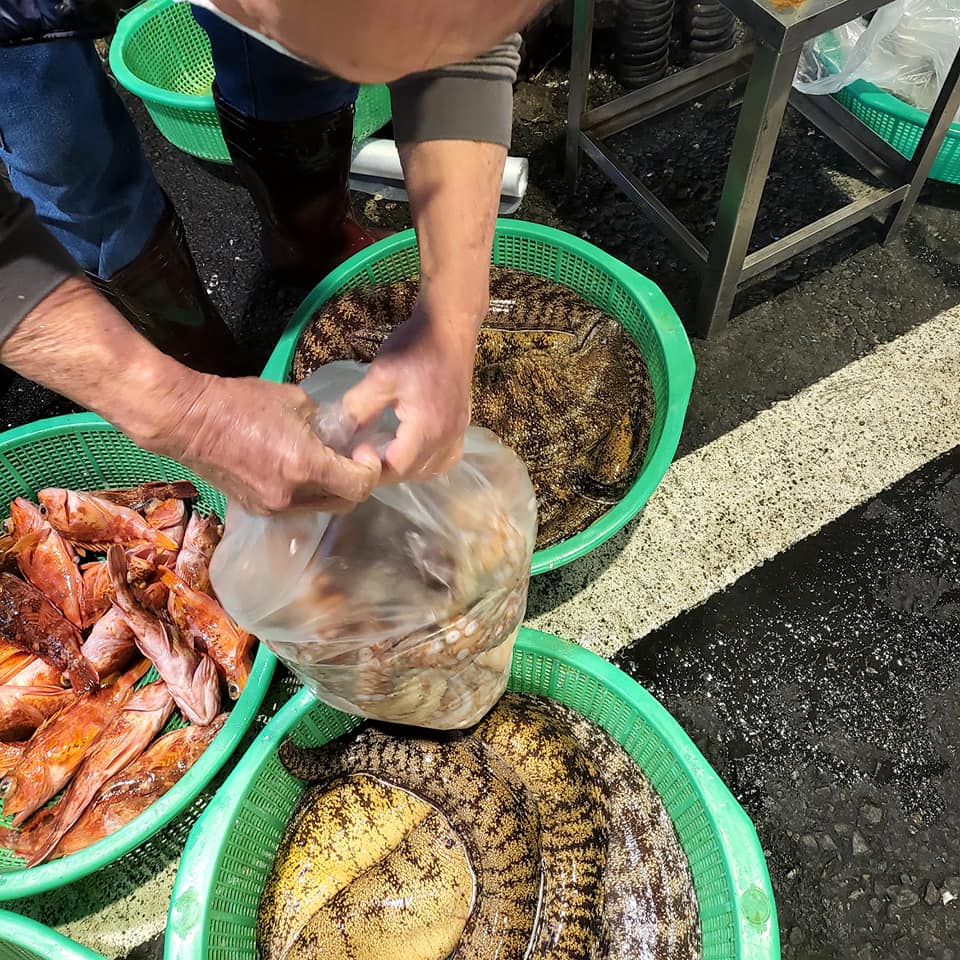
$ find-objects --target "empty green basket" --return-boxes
[0,413,276,901]
[166,628,779,960]
[109,0,393,163]
[261,219,696,575]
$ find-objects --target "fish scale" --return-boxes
[290,267,656,551]
[278,726,543,960]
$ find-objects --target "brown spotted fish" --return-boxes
[472,694,608,960]
[278,725,542,960]
[259,775,473,960]
[290,267,656,550]
[535,697,701,960]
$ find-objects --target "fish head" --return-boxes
[36,488,70,525]
[9,498,44,538]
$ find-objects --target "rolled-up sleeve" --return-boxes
[388,34,521,149]
[0,179,79,345]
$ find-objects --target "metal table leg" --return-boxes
[693,40,803,338]
[565,0,596,188]
[884,44,960,239]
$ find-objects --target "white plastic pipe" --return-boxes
[349,138,530,214]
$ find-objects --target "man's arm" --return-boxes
[342,39,517,480]
[0,182,378,512]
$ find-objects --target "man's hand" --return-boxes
[148,375,381,514]
[1,276,380,513]
[341,138,505,482]
[342,297,477,481]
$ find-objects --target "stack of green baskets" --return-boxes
[262,219,697,575]
[166,629,780,959]
[109,0,392,163]
[0,414,276,901]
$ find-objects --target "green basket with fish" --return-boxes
[109,0,393,164]
[167,628,779,960]
[0,909,105,960]
[0,413,276,901]
[261,219,696,576]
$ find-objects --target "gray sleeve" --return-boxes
[0,181,79,346]
[388,34,521,149]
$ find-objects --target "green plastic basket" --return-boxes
[109,0,393,164]
[833,80,960,184]
[0,910,105,960]
[261,220,696,575]
[166,628,779,960]
[0,413,276,901]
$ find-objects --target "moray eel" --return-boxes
[279,725,543,960]
[534,698,701,960]
[283,808,474,960]
[290,267,656,551]
[257,775,437,960]
[472,694,609,960]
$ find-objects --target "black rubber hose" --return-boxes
[616,0,676,88]
[681,0,736,64]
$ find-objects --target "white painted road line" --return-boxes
[527,305,960,658]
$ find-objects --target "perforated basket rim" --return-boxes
[0,909,105,960]
[165,628,779,960]
[0,413,277,901]
[260,219,696,576]
[110,0,215,110]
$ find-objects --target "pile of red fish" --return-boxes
[0,481,255,868]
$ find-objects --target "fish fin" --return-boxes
[154,532,179,552]
[157,567,182,591]
[4,530,44,557]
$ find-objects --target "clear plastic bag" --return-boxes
[794,0,960,114]
[210,361,537,730]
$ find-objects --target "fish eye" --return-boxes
[0,776,14,796]
[38,505,47,516]
[227,681,241,701]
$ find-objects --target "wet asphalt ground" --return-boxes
[2,26,960,960]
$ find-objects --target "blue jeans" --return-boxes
[0,12,358,278]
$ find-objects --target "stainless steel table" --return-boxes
[565,0,960,337]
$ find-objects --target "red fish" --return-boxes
[53,715,226,860]
[0,640,32,684]
[5,656,62,689]
[80,560,114,626]
[0,741,24,778]
[160,567,255,700]
[7,498,86,628]
[0,574,98,692]
[0,800,61,863]
[0,660,148,825]
[174,512,222,598]
[0,684,74,740]
[90,481,197,513]
[37,489,178,552]
[107,547,220,726]
[81,610,138,678]
[27,681,175,866]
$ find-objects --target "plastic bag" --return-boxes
[210,361,537,730]
[794,0,960,114]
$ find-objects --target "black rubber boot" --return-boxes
[213,92,389,287]
[88,200,249,377]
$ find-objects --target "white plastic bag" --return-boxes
[210,361,537,730]
[794,0,960,114]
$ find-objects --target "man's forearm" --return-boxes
[398,139,507,345]
[1,276,203,447]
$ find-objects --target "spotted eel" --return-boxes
[278,725,543,960]
[472,693,609,959]
[290,267,656,551]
